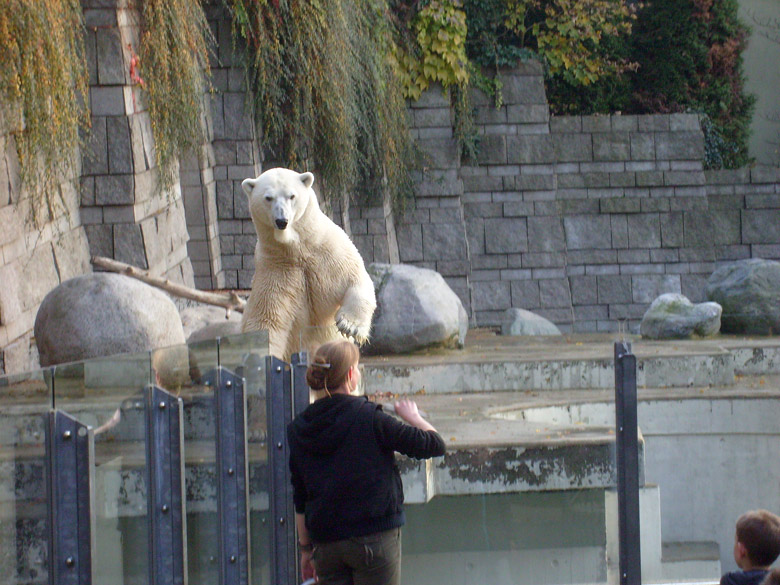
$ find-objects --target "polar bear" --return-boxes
[240,168,376,361]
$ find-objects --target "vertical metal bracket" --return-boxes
[145,385,187,585]
[614,341,641,585]
[209,367,251,585]
[266,356,296,585]
[46,410,95,585]
[291,352,310,417]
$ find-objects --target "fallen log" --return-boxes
[91,255,246,314]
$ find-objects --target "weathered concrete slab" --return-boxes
[361,330,780,394]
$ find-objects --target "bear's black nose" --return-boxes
[275,218,288,230]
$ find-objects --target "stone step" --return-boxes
[661,541,721,583]
[361,331,780,395]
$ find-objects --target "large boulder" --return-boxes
[34,273,186,366]
[501,308,561,336]
[705,258,780,335]
[181,305,242,343]
[640,293,722,339]
[366,263,468,354]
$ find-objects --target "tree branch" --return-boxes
[91,256,246,314]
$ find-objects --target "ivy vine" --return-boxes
[0,0,89,225]
[225,0,415,210]
[137,0,214,190]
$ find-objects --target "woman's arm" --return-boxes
[374,401,446,459]
[394,399,437,432]
[296,513,316,581]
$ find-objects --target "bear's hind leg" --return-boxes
[297,324,342,358]
[242,278,304,361]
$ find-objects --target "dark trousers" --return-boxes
[312,528,401,585]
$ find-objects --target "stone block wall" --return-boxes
[391,60,780,333]
[0,110,91,375]
[204,1,263,291]
[206,48,779,333]
[347,87,473,316]
[4,3,780,378]
[80,0,194,285]
[180,136,225,290]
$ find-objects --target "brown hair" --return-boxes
[305,340,359,393]
[736,510,780,566]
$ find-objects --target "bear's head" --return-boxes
[242,168,317,244]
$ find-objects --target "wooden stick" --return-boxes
[91,256,246,314]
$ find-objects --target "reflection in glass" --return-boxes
[0,370,50,583]
[216,332,271,585]
[156,339,219,585]
[404,491,608,585]
[53,352,152,585]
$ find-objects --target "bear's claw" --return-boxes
[336,315,368,344]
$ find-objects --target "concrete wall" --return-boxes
[639,397,780,574]
[739,0,780,166]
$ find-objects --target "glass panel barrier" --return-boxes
[157,338,219,585]
[0,368,52,583]
[358,324,622,585]
[404,491,610,585]
[52,351,153,585]
[218,331,271,585]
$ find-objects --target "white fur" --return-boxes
[240,168,376,360]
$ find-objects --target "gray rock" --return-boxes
[640,293,722,339]
[705,258,780,335]
[501,308,562,336]
[34,273,186,366]
[366,263,468,354]
[181,305,243,343]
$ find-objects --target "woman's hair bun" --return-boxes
[305,358,330,390]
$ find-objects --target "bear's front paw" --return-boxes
[336,314,369,345]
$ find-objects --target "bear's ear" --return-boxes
[241,177,257,197]
[299,172,314,189]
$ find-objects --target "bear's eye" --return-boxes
[264,195,272,202]
[290,194,295,200]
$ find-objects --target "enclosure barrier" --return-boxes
[0,332,641,585]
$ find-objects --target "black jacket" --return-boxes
[721,570,769,585]
[287,394,446,543]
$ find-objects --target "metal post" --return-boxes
[213,367,251,585]
[289,352,310,585]
[614,341,641,585]
[46,410,95,585]
[145,385,187,585]
[266,356,296,585]
[291,352,310,417]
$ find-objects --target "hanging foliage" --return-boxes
[392,0,470,100]
[225,0,415,209]
[137,0,214,189]
[0,0,89,224]
[390,0,476,159]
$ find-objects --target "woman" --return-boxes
[287,340,446,585]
